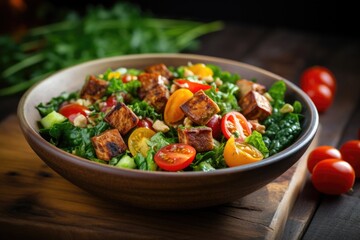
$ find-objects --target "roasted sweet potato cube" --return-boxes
[104,102,139,135]
[80,75,108,101]
[239,90,272,120]
[178,127,214,152]
[180,90,220,125]
[91,129,127,161]
[145,63,173,80]
[143,84,169,113]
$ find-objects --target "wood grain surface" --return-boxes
[0,114,317,240]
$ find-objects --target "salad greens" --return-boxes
[36,63,303,172]
[262,81,303,156]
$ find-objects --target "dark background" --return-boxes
[1,0,358,38]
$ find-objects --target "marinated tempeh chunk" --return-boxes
[91,129,127,161]
[80,75,108,101]
[137,73,170,112]
[239,90,272,121]
[138,73,168,93]
[180,90,220,125]
[104,102,139,135]
[236,79,266,98]
[178,127,214,152]
[145,63,173,80]
[143,84,170,113]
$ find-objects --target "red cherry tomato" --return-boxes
[311,159,355,195]
[122,74,137,83]
[106,95,117,108]
[206,115,222,139]
[300,66,336,94]
[340,140,360,178]
[307,146,342,173]
[137,118,154,130]
[300,66,336,113]
[221,112,252,141]
[59,103,88,122]
[154,143,196,171]
[174,79,212,93]
[302,84,333,113]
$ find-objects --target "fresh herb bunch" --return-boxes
[0,2,223,96]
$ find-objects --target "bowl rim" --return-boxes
[18,53,319,178]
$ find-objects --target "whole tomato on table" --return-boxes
[311,159,355,195]
[300,66,336,113]
[307,145,342,173]
[340,140,360,178]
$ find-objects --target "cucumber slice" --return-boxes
[40,111,67,129]
[115,155,136,169]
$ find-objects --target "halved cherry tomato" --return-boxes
[137,118,153,130]
[307,146,342,173]
[300,66,336,94]
[59,103,89,122]
[206,114,222,139]
[154,143,196,171]
[122,74,137,83]
[186,63,213,78]
[221,111,252,141]
[174,79,212,93]
[340,140,360,178]
[128,127,156,157]
[311,159,355,195]
[164,88,193,125]
[106,95,117,108]
[223,136,263,167]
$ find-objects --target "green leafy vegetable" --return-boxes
[147,132,177,152]
[36,92,78,117]
[191,142,227,171]
[205,82,240,115]
[267,80,286,109]
[245,131,269,158]
[40,120,110,159]
[207,64,240,84]
[128,101,161,121]
[106,78,141,96]
[134,150,157,171]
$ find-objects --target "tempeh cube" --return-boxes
[239,90,272,121]
[236,79,266,98]
[178,127,214,152]
[104,102,139,135]
[138,73,168,93]
[91,129,127,161]
[180,90,220,125]
[145,63,173,80]
[80,75,108,101]
[143,84,169,113]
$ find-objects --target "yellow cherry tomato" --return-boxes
[186,63,213,78]
[223,137,263,167]
[164,88,193,125]
[128,127,156,157]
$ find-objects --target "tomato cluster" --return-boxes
[307,140,360,195]
[300,66,336,113]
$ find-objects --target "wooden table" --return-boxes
[0,23,359,239]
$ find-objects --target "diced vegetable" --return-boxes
[40,111,67,129]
